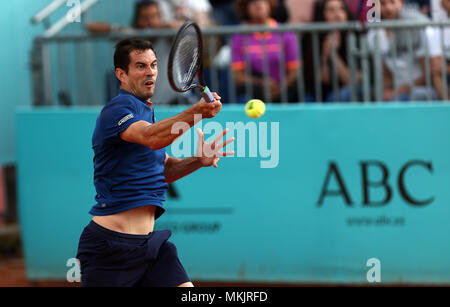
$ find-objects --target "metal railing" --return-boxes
[31,20,450,106]
[32,0,102,37]
[31,0,68,26]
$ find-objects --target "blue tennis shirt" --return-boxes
[90,89,169,219]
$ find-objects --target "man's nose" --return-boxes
[146,67,155,76]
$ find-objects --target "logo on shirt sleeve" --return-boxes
[118,114,134,126]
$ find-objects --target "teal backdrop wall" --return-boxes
[0,0,134,165]
[0,0,51,164]
[17,104,450,284]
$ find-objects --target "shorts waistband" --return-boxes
[86,220,153,242]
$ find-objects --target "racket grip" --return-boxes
[202,86,215,103]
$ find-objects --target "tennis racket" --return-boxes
[167,21,215,103]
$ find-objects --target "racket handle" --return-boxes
[202,86,215,103]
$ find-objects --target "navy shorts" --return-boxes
[76,221,190,287]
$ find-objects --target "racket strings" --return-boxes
[172,27,201,91]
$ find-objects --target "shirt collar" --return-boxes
[119,89,152,107]
[252,18,278,40]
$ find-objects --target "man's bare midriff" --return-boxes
[93,205,156,235]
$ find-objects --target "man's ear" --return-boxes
[115,68,128,84]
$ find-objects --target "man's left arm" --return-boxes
[163,128,235,184]
[164,155,203,184]
[420,26,445,99]
[423,56,445,100]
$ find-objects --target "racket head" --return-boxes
[167,21,204,93]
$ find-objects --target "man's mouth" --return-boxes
[144,80,155,88]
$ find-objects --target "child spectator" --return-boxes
[231,0,300,103]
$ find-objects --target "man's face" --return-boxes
[442,0,450,16]
[136,4,163,29]
[118,49,158,101]
[380,0,404,20]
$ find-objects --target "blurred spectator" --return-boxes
[367,0,444,101]
[87,0,190,105]
[231,0,300,103]
[285,0,370,24]
[302,0,362,102]
[440,0,450,86]
[405,0,432,16]
[86,0,213,31]
[285,0,315,23]
[354,0,432,23]
[86,0,174,31]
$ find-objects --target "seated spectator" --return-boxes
[367,0,444,101]
[87,0,191,105]
[231,0,300,103]
[86,0,172,32]
[440,0,450,88]
[355,0,431,23]
[405,0,431,17]
[86,0,213,32]
[302,0,363,103]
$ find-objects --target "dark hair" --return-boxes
[114,38,156,73]
[132,0,159,28]
[312,0,355,62]
[235,0,275,22]
[313,0,355,23]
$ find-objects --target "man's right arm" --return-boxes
[120,95,222,150]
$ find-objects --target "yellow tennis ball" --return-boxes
[245,99,265,118]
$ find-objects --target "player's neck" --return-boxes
[120,86,152,105]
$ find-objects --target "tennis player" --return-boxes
[76,38,234,287]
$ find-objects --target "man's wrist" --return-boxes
[191,155,205,168]
[181,105,200,124]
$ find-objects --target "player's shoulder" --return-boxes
[103,93,141,113]
[110,91,141,108]
[98,93,142,123]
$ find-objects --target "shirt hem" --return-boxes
[89,202,165,217]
